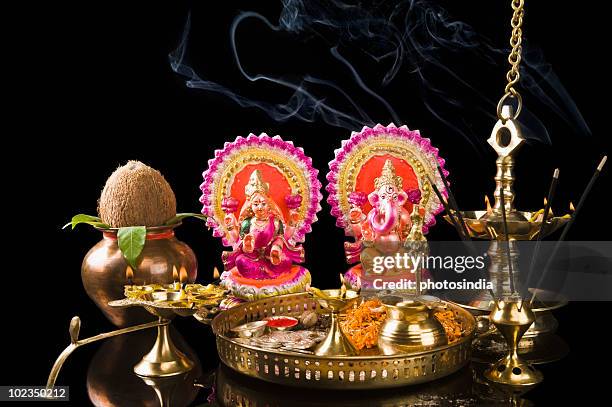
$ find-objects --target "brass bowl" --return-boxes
[378,299,448,355]
[231,321,268,338]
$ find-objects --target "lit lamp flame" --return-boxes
[213,267,220,280]
[179,266,189,293]
[179,266,188,284]
[485,195,492,214]
[339,273,347,299]
[172,265,181,290]
[126,265,134,285]
[561,202,575,219]
[543,197,554,219]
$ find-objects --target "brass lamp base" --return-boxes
[134,322,194,377]
[484,300,543,387]
[484,353,543,386]
[314,311,358,357]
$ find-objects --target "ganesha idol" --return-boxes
[200,134,322,301]
[326,123,448,290]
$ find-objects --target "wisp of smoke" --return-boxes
[169,0,590,150]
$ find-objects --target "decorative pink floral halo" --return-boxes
[200,134,322,243]
[326,123,448,235]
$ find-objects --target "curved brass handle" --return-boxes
[45,316,168,394]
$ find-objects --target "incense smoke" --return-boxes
[169,0,590,151]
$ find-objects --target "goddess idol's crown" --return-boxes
[245,170,270,198]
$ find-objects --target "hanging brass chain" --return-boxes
[497,0,525,121]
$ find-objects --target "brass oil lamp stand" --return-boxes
[444,0,573,387]
[457,105,568,334]
[447,0,569,346]
[46,315,193,392]
[133,317,194,377]
[46,283,225,394]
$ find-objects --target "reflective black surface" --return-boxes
[5,1,610,406]
[29,304,606,406]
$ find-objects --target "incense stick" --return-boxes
[427,175,497,300]
[526,169,559,288]
[498,190,516,294]
[426,175,468,241]
[529,156,607,305]
[437,165,470,240]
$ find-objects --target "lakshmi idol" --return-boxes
[201,134,322,301]
[221,170,305,280]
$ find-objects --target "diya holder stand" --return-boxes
[46,283,226,393]
[443,72,556,389]
[310,286,360,357]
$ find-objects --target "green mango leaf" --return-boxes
[165,213,207,225]
[63,214,111,230]
[117,226,147,268]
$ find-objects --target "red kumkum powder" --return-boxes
[266,317,298,328]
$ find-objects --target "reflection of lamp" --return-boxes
[86,328,202,407]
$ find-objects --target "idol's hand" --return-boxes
[289,210,300,226]
[243,234,254,253]
[224,214,235,228]
[349,207,363,223]
[270,245,282,265]
[362,225,375,241]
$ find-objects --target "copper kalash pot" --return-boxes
[81,224,197,327]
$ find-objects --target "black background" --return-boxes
[5,1,610,405]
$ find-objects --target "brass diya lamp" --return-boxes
[484,298,543,386]
[310,287,360,357]
[117,282,225,377]
[441,0,570,343]
[446,104,569,338]
[47,282,226,393]
[120,288,196,378]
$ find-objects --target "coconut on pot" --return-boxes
[98,160,177,227]
[75,160,200,326]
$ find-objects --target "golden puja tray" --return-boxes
[212,293,476,389]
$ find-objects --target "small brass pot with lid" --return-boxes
[378,297,448,355]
